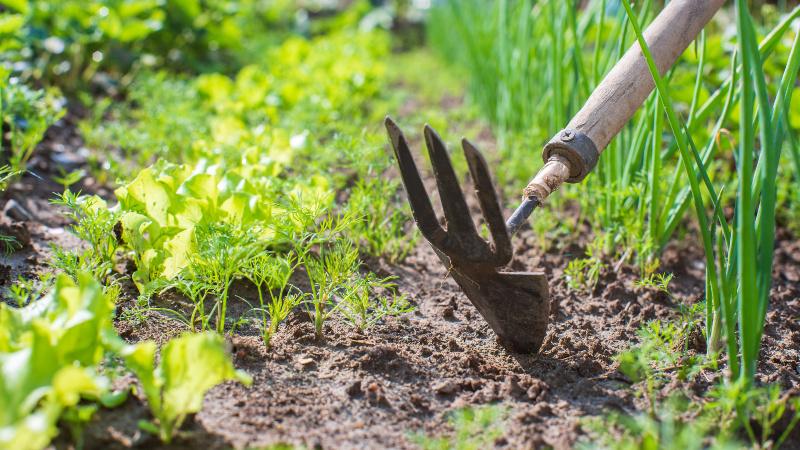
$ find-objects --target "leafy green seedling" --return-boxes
[244,253,302,348]
[112,332,252,443]
[187,223,259,334]
[265,293,302,347]
[303,240,360,338]
[337,275,414,331]
[564,237,606,292]
[0,165,22,253]
[634,272,674,297]
[0,234,21,255]
[52,168,85,191]
[0,80,65,174]
[411,405,507,450]
[617,312,709,415]
[51,192,121,283]
[4,273,54,307]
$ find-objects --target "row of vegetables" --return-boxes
[1,2,419,447]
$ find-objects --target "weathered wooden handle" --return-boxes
[524,0,726,202]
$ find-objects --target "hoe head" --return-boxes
[384,117,550,353]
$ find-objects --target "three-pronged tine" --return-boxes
[462,138,512,266]
[384,117,511,267]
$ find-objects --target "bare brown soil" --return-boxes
[4,113,799,450]
[69,225,800,450]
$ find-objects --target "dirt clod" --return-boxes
[433,380,461,396]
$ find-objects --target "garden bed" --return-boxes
[3,114,798,449]
[2,2,799,449]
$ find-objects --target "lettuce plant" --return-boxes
[0,273,117,450]
[0,272,251,449]
[111,332,252,443]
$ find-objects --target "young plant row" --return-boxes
[428,0,800,275]
[72,27,418,347]
[620,0,800,389]
[0,0,300,92]
[2,6,417,448]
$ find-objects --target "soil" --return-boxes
[4,111,799,450]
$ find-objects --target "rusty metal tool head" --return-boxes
[384,117,549,353]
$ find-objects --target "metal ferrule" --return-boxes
[542,128,599,183]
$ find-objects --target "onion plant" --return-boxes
[621,0,800,387]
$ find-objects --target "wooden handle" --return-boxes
[525,0,725,202]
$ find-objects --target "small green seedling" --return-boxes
[411,405,507,450]
[244,253,302,348]
[187,223,259,334]
[337,275,414,331]
[5,273,55,307]
[113,332,252,443]
[564,237,606,292]
[303,240,360,338]
[634,272,674,296]
[51,191,121,282]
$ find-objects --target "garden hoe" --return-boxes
[385,0,725,353]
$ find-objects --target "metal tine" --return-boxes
[423,125,481,240]
[384,117,447,246]
[462,138,512,266]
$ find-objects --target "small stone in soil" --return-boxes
[345,381,362,397]
[365,382,390,406]
[433,380,460,396]
[409,394,429,410]
[297,357,315,369]
[441,305,455,319]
